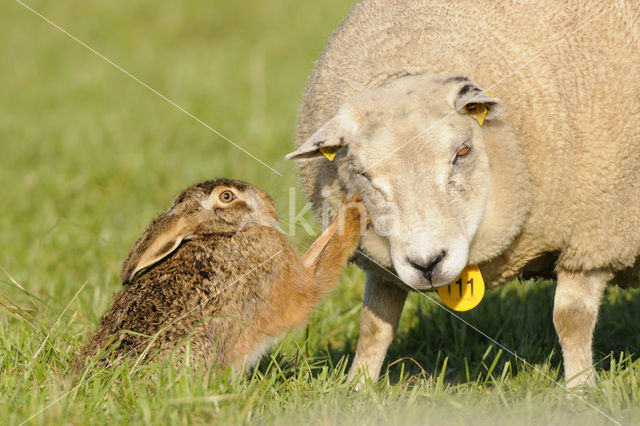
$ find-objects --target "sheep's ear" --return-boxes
[121,213,197,284]
[286,110,357,161]
[448,77,504,125]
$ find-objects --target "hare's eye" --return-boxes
[219,190,235,203]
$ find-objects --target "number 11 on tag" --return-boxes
[437,265,485,311]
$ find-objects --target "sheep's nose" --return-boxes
[408,250,446,283]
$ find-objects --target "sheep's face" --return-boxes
[287,74,505,290]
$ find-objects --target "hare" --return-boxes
[74,178,366,371]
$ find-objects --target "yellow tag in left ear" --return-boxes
[475,104,488,126]
[437,265,485,311]
[319,146,339,161]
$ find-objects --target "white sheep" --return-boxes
[287,0,640,387]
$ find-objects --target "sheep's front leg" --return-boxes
[348,271,407,386]
[553,268,610,387]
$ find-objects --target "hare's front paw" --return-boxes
[339,194,369,230]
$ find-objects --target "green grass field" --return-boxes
[2,1,639,424]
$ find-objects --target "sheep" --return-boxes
[286,0,640,387]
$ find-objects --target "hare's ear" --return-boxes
[285,109,358,161]
[121,214,197,284]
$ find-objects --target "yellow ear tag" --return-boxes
[319,146,339,161]
[437,265,485,311]
[475,104,488,126]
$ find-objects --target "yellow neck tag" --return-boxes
[475,104,488,126]
[319,146,339,161]
[437,265,485,311]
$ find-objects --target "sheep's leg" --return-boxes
[348,271,407,386]
[553,268,610,387]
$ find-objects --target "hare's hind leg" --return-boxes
[553,268,610,387]
[163,325,223,370]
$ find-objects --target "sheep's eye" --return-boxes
[455,145,471,159]
[219,190,235,203]
[359,171,372,182]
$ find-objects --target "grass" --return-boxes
[1,1,639,424]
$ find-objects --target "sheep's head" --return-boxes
[287,74,509,290]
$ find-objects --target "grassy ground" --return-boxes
[1,1,639,424]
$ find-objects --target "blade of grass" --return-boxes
[24,281,87,372]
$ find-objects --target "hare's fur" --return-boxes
[75,179,365,370]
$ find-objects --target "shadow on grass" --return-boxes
[293,280,640,385]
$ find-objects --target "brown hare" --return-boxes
[74,178,366,371]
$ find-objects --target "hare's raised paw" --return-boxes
[337,193,369,228]
[347,192,363,204]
